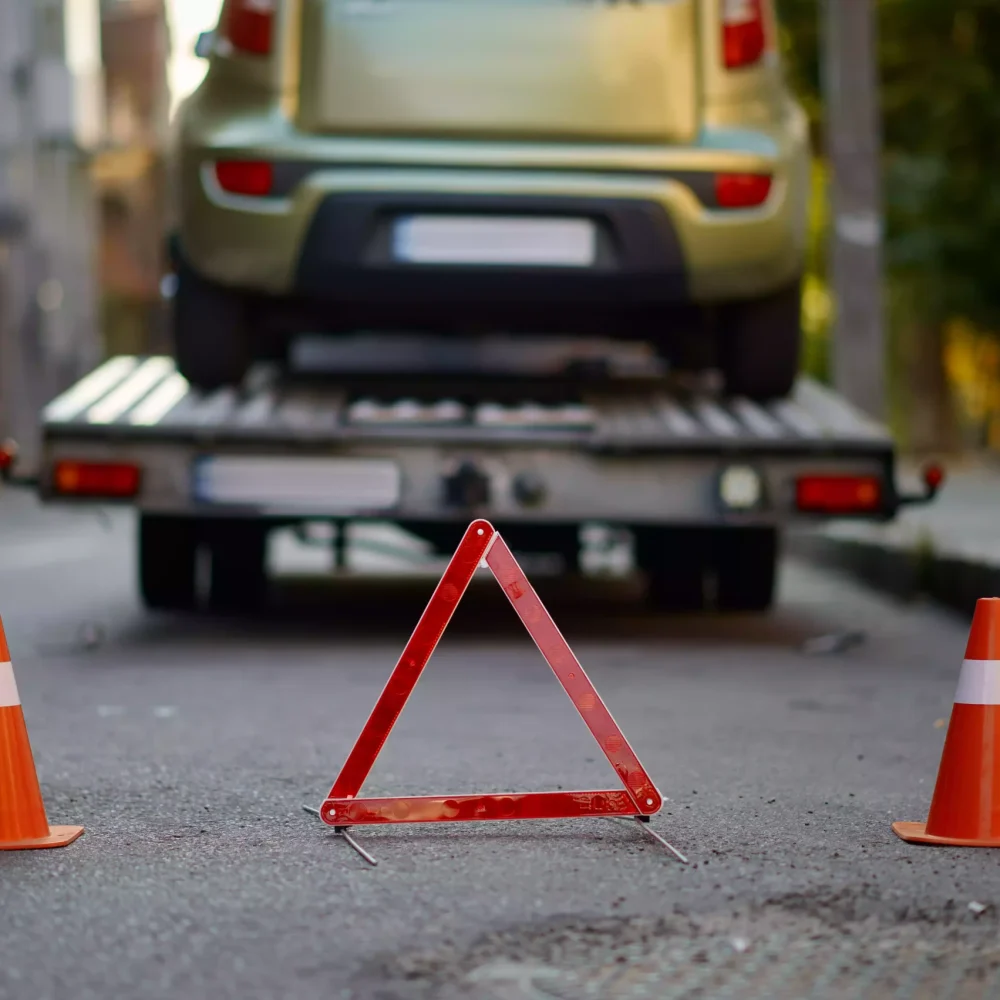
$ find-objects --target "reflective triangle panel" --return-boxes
[321,520,663,827]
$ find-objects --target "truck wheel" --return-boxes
[206,520,268,613]
[717,281,802,401]
[635,528,708,612]
[172,258,251,391]
[713,527,778,612]
[139,515,198,611]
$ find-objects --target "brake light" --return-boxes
[715,173,773,209]
[796,475,882,515]
[223,0,274,56]
[722,0,767,69]
[0,440,15,474]
[215,161,274,197]
[53,461,141,498]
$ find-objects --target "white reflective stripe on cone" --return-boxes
[0,661,20,708]
[955,660,1000,706]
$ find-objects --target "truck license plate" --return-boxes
[193,457,401,512]
[392,216,597,267]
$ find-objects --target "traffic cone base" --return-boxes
[0,825,84,852]
[892,821,1000,848]
[894,597,1000,848]
[320,520,663,829]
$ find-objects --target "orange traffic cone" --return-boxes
[0,615,83,850]
[894,597,1000,847]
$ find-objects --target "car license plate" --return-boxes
[392,216,597,267]
[192,457,401,512]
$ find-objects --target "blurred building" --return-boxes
[0,0,105,466]
[0,0,172,466]
[94,0,172,356]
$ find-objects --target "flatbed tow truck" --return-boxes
[1,333,940,614]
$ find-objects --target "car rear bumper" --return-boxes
[293,191,690,307]
[178,131,809,306]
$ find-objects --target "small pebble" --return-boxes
[802,630,866,655]
[77,622,106,650]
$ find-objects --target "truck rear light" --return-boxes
[715,173,773,209]
[924,465,944,491]
[215,160,274,197]
[0,440,15,473]
[53,461,141,499]
[222,0,274,56]
[796,475,882,515]
[718,465,764,511]
[722,0,767,69]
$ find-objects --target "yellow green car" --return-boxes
[171,0,810,399]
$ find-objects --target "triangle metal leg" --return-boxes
[337,827,379,867]
[304,804,378,866]
[600,815,689,864]
[633,816,689,865]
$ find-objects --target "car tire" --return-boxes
[635,528,708,612]
[713,527,778,613]
[139,515,199,611]
[717,281,803,401]
[206,520,268,614]
[172,258,251,391]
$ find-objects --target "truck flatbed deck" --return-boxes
[13,338,936,616]
[41,355,890,458]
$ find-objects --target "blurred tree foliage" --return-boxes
[777,0,1000,450]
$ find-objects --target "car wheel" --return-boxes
[172,257,251,391]
[139,515,198,611]
[635,528,708,612]
[713,527,778,612]
[717,281,802,401]
[206,520,268,614]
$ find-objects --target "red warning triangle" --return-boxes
[320,519,663,827]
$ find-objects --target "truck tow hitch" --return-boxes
[895,463,945,509]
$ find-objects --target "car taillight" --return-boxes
[53,461,141,499]
[715,173,773,209]
[223,0,275,56]
[722,0,767,70]
[796,475,882,515]
[215,160,274,197]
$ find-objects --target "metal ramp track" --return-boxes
[42,356,892,454]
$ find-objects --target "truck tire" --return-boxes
[139,515,198,611]
[635,528,708,612]
[717,281,802,401]
[172,258,251,391]
[713,527,778,612]
[206,520,268,614]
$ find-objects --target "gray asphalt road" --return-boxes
[1,489,999,1000]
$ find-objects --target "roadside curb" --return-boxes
[788,529,1000,620]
